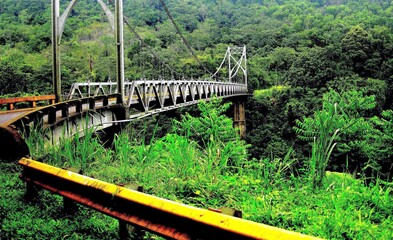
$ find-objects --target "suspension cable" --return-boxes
[158,0,211,75]
[123,16,180,78]
[209,48,229,80]
[102,0,179,78]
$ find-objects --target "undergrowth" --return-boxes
[2,98,393,239]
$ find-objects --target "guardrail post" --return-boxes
[25,181,39,201]
[31,101,37,108]
[119,183,144,240]
[21,166,39,201]
[63,167,81,214]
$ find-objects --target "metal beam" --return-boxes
[52,0,78,103]
[52,0,61,103]
[115,0,125,105]
[97,0,115,30]
[58,0,77,41]
[19,158,321,240]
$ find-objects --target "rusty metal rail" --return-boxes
[0,95,56,110]
[19,158,321,240]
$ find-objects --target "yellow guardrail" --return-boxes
[19,158,322,240]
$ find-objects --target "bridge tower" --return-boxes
[51,0,125,104]
[227,46,247,139]
[227,46,247,85]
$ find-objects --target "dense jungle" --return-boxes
[1,0,392,239]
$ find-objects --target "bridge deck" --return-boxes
[0,109,35,125]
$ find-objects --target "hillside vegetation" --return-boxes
[1,99,392,239]
[0,0,392,170]
[0,0,393,239]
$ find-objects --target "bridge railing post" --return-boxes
[75,100,82,113]
[103,95,109,107]
[7,103,14,111]
[61,103,69,118]
[48,106,57,124]
[89,97,96,110]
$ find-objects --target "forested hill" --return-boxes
[0,0,392,93]
[0,0,392,176]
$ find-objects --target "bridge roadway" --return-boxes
[0,109,33,125]
[0,95,56,124]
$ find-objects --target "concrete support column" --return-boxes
[233,98,246,139]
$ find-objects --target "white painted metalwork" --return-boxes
[67,80,248,116]
[209,46,247,85]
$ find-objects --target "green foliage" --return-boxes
[174,98,249,174]
[174,98,236,147]
[254,85,289,99]
[3,95,393,239]
[355,110,393,179]
[57,126,107,171]
[2,1,393,237]
[0,162,119,240]
[295,100,343,188]
[294,89,393,188]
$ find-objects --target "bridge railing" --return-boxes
[0,95,56,111]
[0,94,123,160]
[19,158,321,240]
[68,80,248,100]
[68,80,248,113]
[3,94,119,130]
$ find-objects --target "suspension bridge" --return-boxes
[0,1,320,239]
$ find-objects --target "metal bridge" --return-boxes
[0,1,320,239]
[0,0,249,159]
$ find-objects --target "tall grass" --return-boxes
[16,99,393,239]
[23,121,50,159]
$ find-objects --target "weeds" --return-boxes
[4,98,393,239]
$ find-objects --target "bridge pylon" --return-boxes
[233,97,246,139]
[51,0,125,105]
[228,46,247,85]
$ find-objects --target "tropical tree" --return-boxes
[294,90,376,188]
